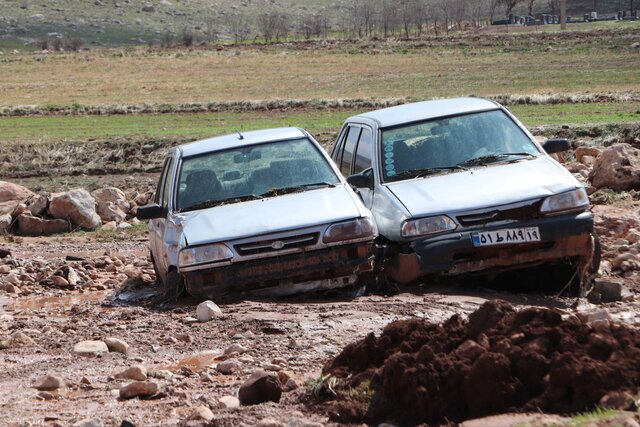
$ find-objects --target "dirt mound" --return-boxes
[321,300,640,425]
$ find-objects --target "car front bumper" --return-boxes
[385,211,595,284]
[182,242,374,298]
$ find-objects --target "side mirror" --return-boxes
[136,203,166,220]
[542,138,571,154]
[347,169,374,190]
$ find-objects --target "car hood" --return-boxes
[178,186,362,246]
[385,156,580,217]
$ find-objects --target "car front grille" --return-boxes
[234,233,319,256]
[456,201,542,227]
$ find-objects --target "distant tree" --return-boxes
[380,0,398,38]
[161,30,173,48]
[547,0,559,15]
[203,16,218,43]
[489,0,502,21]
[38,37,49,50]
[181,28,194,47]
[64,38,84,51]
[228,12,250,44]
[501,0,523,17]
[527,0,536,15]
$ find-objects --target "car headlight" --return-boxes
[401,215,457,238]
[179,243,233,267]
[540,188,589,216]
[323,217,376,243]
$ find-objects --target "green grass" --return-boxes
[564,407,623,426]
[0,103,637,145]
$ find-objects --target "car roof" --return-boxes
[178,127,307,158]
[350,97,500,128]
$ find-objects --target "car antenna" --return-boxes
[237,131,244,140]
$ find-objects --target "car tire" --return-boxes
[150,252,164,286]
[589,231,601,274]
[153,268,185,303]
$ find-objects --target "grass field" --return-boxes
[1,27,638,108]
[0,103,638,145]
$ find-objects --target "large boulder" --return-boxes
[0,181,33,215]
[91,187,129,223]
[589,143,640,191]
[49,189,101,230]
[17,213,70,236]
[25,193,49,216]
[0,214,11,233]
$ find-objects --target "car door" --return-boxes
[150,156,175,277]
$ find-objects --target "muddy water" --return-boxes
[164,351,223,372]
[3,291,108,312]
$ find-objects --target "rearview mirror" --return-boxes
[542,138,571,154]
[136,203,166,220]
[347,169,374,190]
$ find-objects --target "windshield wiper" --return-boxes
[457,152,536,168]
[179,194,263,212]
[258,182,336,198]
[388,166,467,182]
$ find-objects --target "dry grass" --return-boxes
[1,29,638,108]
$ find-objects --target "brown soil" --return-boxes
[322,300,640,425]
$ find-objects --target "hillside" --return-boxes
[0,0,633,48]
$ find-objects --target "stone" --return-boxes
[612,253,639,269]
[102,221,117,230]
[115,365,147,381]
[574,146,602,163]
[0,265,11,274]
[2,283,20,293]
[122,265,140,279]
[276,371,299,392]
[593,280,623,303]
[117,221,132,229]
[72,419,104,427]
[74,340,109,357]
[50,275,70,287]
[196,300,222,322]
[174,333,193,343]
[33,374,66,391]
[91,187,129,212]
[263,363,283,372]
[0,331,37,348]
[0,181,33,215]
[105,337,129,354]
[224,343,247,355]
[189,405,214,421]
[17,213,70,236]
[26,193,48,216]
[119,381,158,399]
[576,310,612,328]
[96,202,127,223]
[6,273,19,285]
[49,189,101,230]
[599,390,637,411]
[218,395,240,408]
[0,213,11,233]
[589,143,640,191]
[141,4,155,12]
[257,418,285,427]
[238,371,282,406]
[626,230,640,244]
[216,360,240,375]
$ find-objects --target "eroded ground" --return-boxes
[1,198,640,427]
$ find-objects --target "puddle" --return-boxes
[8,291,108,312]
[237,310,307,322]
[165,351,222,372]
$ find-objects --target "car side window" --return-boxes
[154,158,170,204]
[341,126,361,175]
[332,128,348,164]
[353,128,373,174]
[159,158,174,208]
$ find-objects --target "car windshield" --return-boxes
[176,137,340,212]
[380,110,541,182]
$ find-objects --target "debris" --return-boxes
[196,300,222,322]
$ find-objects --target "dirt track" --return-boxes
[1,213,640,427]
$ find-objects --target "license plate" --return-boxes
[472,227,541,247]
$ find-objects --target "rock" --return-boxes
[589,143,640,191]
[26,193,48,216]
[612,253,639,270]
[91,187,129,212]
[50,275,70,287]
[593,280,623,303]
[119,381,158,399]
[0,265,11,274]
[238,371,282,406]
[263,363,283,372]
[218,395,240,408]
[96,202,127,223]
[115,365,147,381]
[224,343,247,355]
[0,248,10,259]
[0,331,37,348]
[574,146,602,163]
[189,405,214,421]
[599,390,637,411]
[0,181,33,215]
[33,374,66,391]
[122,265,140,279]
[102,221,117,230]
[174,333,193,343]
[148,370,173,380]
[2,283,20,293]
[141,4,155,12]
[66,266,79,285]
[74,340,109,356]
[104,337,129,354]
[0,213,11,233]
[576,310,612,327]
[196,300,222,322]
[216,360,240,375]
[117,222,132,229]
[277,371,299,392]
[5,273,19,285]
[72,419,104,427]
[17,213,70,236]
[49,189,101,230]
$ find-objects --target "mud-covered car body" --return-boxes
[138,127,377,299]
[331,98,597,285]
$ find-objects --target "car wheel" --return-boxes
[154,268,186,303]
[150,252,164,286]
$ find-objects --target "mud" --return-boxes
[323,300,640,425]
